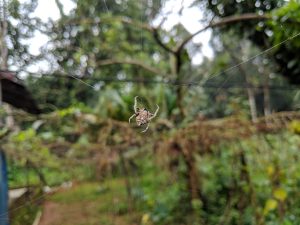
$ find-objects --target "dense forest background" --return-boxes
[1,0,300,224]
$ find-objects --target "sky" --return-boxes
[26,0,212,73]
[28,0,75,55]
[156,0,213,63]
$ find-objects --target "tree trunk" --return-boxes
[176,85,185,119]
[0,1,17,130]
[263,74,271,116]
[236,63,258,122]
[3,104,15,130]
[223,43,258,122]
[179,144,207,224]
[236,142,262,225]
[174,53,185,119]
[182,148,201,201]
[246,85,258,122]
[118,149,133,211]
[0,0,8,70]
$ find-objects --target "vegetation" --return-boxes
[0,0,300,224]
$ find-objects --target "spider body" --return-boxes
[129,96,159,133]
[136,108,153,126]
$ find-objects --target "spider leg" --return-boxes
[141,123,150,133]
[149,104,159,120]
[128,114,136,123]
[134,96,139,113]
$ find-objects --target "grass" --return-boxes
[39,179,142,225]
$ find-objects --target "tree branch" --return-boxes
[120,17,153,32]
[176,13,270,53]
[95,58,166,76]
[55,0,65,18]
[58,13,272,61]
[63,16,174,53]
[65,16,153,32]
[152,28,175,54]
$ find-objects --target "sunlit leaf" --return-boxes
[264,199,278,215]
[141,213,151,225]
[274,187,287,201]
[267,165,275,176]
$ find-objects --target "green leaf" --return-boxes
[263,199,278,215]
[273,188,287,201]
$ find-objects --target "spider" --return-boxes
[129,96,159,133]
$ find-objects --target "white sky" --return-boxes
[156,0,213,63]
[27,0,212,73]
[28,0,75,55]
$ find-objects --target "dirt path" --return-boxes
[39,201,100,225]
[38,202,63,225]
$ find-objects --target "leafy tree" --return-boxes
[33,0,168,113]
[196,0,300,84]
[0,0,41,70]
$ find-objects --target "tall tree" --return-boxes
[34,0,169,113]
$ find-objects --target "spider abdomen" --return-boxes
[136,110,151,126]
[128,96,159,132]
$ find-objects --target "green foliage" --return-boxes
[5,0,42,69]
[132,157,188,225]
[267,0,300,84]
[38,0,169,113]
[95,87,129,120]
[25,75,97,112]
[5,129,57,167]
[202,0,300,84]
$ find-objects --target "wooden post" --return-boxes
[0,1,10,222]
[0,79,9,225]
[0,74,9,225]
[0,149,9,225]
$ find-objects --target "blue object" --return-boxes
[0,150,9,225]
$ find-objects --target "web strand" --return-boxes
[206,31,300,82]
[63,30,300,91]
[68,74,97,89]
[102,0,109,13]
[207,31,300,97]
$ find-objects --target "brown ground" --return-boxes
[39,201,94,225]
